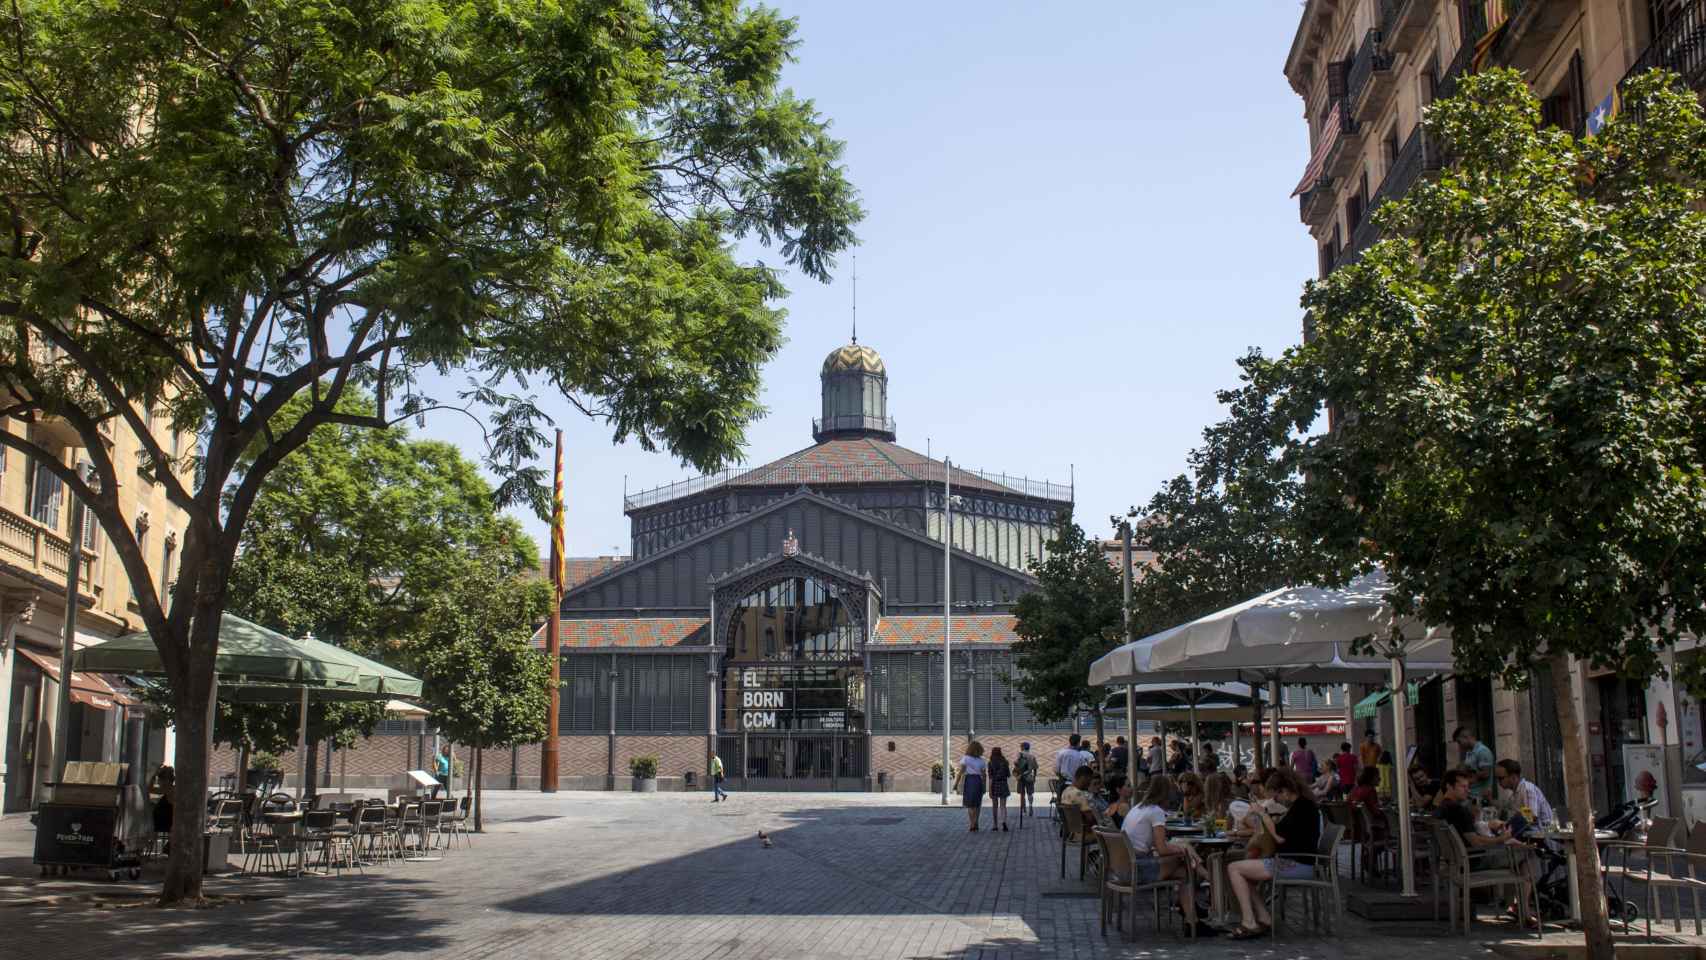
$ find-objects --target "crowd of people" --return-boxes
[948,723,1564,937]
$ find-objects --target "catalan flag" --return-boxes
[1585,86,1620,138]
[550,429,566,592]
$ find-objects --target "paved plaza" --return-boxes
[0,790,1675,960]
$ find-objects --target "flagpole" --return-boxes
[542,428,564,793]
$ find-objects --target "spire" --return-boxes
[851,254,858,345]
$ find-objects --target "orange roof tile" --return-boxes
[870,614,1019,646]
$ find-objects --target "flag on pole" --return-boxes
[550,430,566,592]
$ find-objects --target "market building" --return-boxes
[1287,0,1706,820]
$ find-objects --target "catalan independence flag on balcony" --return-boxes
[1585,86,1620,138]
[550,429,566,593]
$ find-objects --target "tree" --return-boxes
[0,0,858,902]
[1010,516,1123,741]
[1283,69,1706,959]
[407,564,552,834]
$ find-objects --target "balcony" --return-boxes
[1324,97,1366,181]
[1347,29,1396,124]
[1378,0,1431,55]
[1491,1,1576,74]
[1333,125,1438,270]
[1620,0,1706,109]
[1299,176,1335,227]
[0,505,100,597]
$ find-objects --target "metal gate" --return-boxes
[717,733,867,791]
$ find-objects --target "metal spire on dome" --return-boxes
[851,254,857,344]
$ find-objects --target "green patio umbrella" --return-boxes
[75,613,422,798]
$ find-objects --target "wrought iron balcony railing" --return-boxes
[1620,0,1706,119]
[1347,29,1394,120]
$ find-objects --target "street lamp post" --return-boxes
[961,660,977,741]
[940,457,952,806]
[607,663,621,791]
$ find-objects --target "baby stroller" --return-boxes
[1532,798,1656,924]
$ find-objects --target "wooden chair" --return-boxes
[1092,827,1190,940]
[1269,822,1345,937]
[1059,803,1095,881]
[1430,821,1540,938]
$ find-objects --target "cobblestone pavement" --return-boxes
[0,791,1686,959]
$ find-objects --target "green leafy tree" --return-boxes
[1283,69,1706,958]
[407,564,552,833]
[0,0,858,901]
[1011,516,1123,741]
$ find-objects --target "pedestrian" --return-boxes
[959,741,988,831]
[1288,737,1318,782]
[1145,736,1164,775]
[1014,741,1039,817]
[433,744,452,798]
[1334,741,1358,798]
[710,752,729,802]
[1359,729,1383,770]
[1054,734,1088,784]
[1110,736,1129,773]
[988,746,1012,832]
[1453,726,1496,806]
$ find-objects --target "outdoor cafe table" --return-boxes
[1535,827,1620,924]
[1185,837,1241,924]
[260,810,315,878]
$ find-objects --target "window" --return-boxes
[1383,124,1401,173]
[1540,52,1587,135]
[161,532,176,592]
[1319,242,1337,279]
[26,453,63,529]
[1422,52,1440,105]
[81,504,98,552]
[130,516,150,601]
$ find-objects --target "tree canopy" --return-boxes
[0,0,859,901]
[1010,515,1123,726]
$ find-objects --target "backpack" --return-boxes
[1015,753,1038,784]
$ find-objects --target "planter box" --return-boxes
[631,777,657,793]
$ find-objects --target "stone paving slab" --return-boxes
[0,791,1689,959]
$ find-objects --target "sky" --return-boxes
[420,1,1319,558]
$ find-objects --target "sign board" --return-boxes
[33,804,116,868]
[740,669,787,730]
[405,769,440,790]
[1623,743,1670,818]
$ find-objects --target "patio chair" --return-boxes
[1267,822,1345,937]
[1602,816,1691,938]
[1092,827,1190,941]
[1431,821,1540,938]
[419,799,444,852]
[241,810,286,875]
[1059,803,1095,881]
[1646,821,1706,937]
[1049,778,1066,822]
[439,796,471,850]
[400,802,425,857]
[1355,805,1394,884]
[352,802,388,864]
[1390,809,1441,917]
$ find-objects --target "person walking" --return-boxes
[1014,742,1039,818]
[959,741,988,832]
[710,753,729,802]
[433,744,452,798]
[988,747,1012,832]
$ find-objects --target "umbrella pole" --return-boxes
[1188,698,1198,773]
[1269,680,1283,767]
[296,685,308,803]
[1391,653,1416,897]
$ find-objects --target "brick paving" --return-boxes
[0,791,1689,959]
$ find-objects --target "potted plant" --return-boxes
[249,752,283,794]
[930,761,944,792]
[629,755,659,793]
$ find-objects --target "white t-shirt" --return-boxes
[961,756,987,777]
[1055,747,1086,780]
[1122,803,1168,857]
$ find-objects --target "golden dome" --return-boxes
[821,342,886,376]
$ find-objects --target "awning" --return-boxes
[15,646,139,711]
[1353,683,1421,719]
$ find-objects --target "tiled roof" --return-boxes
[558,557,629,590]
[531,617,708,650]
[870,614,1020,646]
[730,437,1018,495]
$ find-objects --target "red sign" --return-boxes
[1588,721,1602,736]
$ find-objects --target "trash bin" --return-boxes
[684,771,698,789]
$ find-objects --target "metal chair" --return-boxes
[1268,822,1346,937]
[353,802,389,864]
[1602,816,1694,938]
[399,802,425,857]
[1059,803,1095,880]
[419,799,443,852]
[1430,821,1540,938]
[1092,827,1190,940]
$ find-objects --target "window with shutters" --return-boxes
[25,432,65,530]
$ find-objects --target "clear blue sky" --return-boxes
[422,1,1318,558]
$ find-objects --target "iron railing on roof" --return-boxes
[811,414,897,439]
[624,461,1072,511]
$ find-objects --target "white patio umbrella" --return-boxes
[1088,568,1454,898]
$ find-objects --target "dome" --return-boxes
[821,342,886,376]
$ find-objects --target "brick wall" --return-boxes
[871,733,1062,792]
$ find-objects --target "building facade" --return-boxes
[1289,0,1706,819]
[0,407,194,814]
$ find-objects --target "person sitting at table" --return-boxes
[148,765,176,851]
[1349,765,1382,818]
[1439,769,1528,864]
[1059,766,1096,822]
[1492,759,1553,833]
[1177,772,1206,819]
[1086,773,1111,820]
[1408,761,1442,811]
[1225,769,1321,939]
[1104,775,1133,828]
[1122,774,1216,938]
[1231,765,1252,801]
[1204,772,1234,826]
[1309,762,1337,802]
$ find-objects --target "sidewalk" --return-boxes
[0,791,1692,959]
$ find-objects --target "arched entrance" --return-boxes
[712,558,870,790]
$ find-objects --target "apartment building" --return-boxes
[1286,0,1706,821]
[0,407,194,814]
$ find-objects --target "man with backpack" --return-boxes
[1014,742,1039,817]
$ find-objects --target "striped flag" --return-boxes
[550,429,565,592]
[1292,101,1341,197]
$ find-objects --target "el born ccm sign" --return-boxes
[740,669,787,730]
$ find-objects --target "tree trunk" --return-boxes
[474,746,484,834]
[161,667,212,904]
[1551,653,1613,959]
